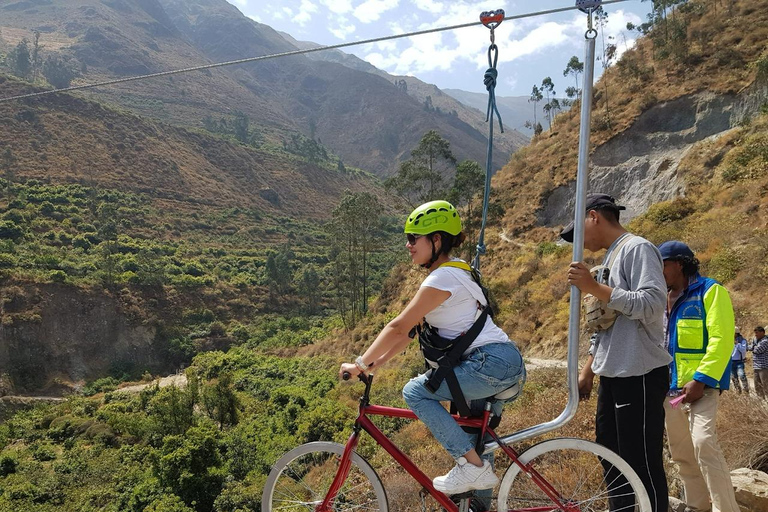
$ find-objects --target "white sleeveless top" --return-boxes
[420,259,511,353]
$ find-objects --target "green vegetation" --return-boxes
[0,178,404,386]
[0,350,366,512]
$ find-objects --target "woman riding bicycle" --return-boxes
[339,200,525,496]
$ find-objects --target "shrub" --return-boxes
[155,424,225,511]
[144,494,196,512]
[535,241,567,257]
[0,454,18,476]
[0,253,16,268]
[31,442,57,461]
[72,234,93,251]
[209,321,227,337]
[0,220,24,241]
[707,247,742,284]
[645,199,695,223]
[85,422,118,447]
[83,377,121,396]
[49,269,67,283]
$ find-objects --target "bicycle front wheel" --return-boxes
[497,437,651,512]
[261,441,388,512]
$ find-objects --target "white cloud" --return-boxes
[498,21,571,64]
[320,0,353,14]
[329,17,357,40]
[354,0,400,23]
[413,0,444,11]
[293,0,319,26]
[247,14,262,22]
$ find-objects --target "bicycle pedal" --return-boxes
[450,495,488,512]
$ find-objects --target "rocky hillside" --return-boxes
[0,0,524,176]
[312,0,768,359]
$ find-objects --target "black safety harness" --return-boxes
[414,261,495,418]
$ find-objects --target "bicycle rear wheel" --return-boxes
[497,437,651,512]
[262,441,388,512]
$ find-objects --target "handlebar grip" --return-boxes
[342,371,351,381]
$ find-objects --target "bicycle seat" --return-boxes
[492,382,520,401]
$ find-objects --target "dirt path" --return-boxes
[117,373,188,394]
[525,358,568,371]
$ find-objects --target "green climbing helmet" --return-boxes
[404,200,462,236]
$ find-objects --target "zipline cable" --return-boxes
[0,0,631,104]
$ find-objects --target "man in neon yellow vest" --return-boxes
[659,240,740,512]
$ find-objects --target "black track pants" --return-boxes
[595,365,669,512]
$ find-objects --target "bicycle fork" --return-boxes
[316,430,361,512]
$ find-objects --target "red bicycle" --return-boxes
[261,373,651,512]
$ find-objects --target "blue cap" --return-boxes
[658,240,694,260]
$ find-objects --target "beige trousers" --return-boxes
[665,389,740,512]
[755,368,768,399]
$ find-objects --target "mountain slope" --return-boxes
[0,0,518,175]
[278,31,530,158]
[444,88,545,136]
[0,77,374,215]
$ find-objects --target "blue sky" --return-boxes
[229,0,652,97]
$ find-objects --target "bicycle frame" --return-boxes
[319,375,571,512]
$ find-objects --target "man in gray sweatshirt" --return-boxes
[562,193,671,512]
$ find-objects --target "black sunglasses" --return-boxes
[406,233,426,245]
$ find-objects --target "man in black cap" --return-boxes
[563,193,671,512]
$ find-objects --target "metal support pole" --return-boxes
[484,24,597,452]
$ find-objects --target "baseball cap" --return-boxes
[658,240,695,260]
[560,193,626,243]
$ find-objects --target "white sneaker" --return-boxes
[433,458,499,495]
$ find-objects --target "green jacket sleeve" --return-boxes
[694,284,735,387]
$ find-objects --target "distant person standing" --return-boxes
[751,326,768,399]
[562,193,670,512]
[659,240,740,512]
[731,328,749,394]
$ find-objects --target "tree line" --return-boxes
[271,129,495,330]
[2,31,81,88]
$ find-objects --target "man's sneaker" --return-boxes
[433,458,499,495]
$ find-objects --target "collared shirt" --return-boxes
[752,335,768,369]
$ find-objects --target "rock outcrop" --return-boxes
[731,468,768,512]
[538,91,741,228]
[0,283,163,395]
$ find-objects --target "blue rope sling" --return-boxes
[473,10,505,272]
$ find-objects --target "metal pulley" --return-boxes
[576,0,602,13]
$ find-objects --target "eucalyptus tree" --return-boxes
[385,130,457,208]
[327,191,384,327]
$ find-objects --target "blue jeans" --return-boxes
[731,360,749,393]
[402,342,525,459]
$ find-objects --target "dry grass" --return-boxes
[340,366,768,509]
[718,378,768,472]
